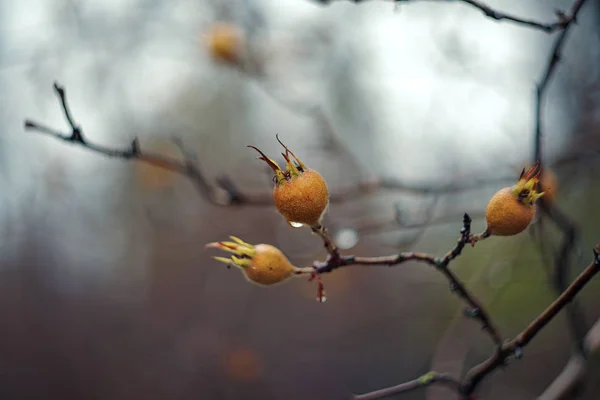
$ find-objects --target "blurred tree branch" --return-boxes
[24,82,517,208]
[292,212,600,399]
[346,243,600,399]
[353,371,460,399]
[527,0,592,397]
[313,0,579,33]
[300,214,503,346]
[310,0,595,399]
[539,317,600,400]
[534,0,587,163]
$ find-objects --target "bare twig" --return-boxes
[23,1,595,399]
[353,371,460,400]
[528,0,591,385]
[353,198,468,237]
[317,225,600,400]
[534,0,588,163]
[466,0,591,392]
[541,202,588,353]
[313,0,575,33]
[24,84,223,201]
[299,214,502,348]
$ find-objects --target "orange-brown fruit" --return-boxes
[206,237,296,286]
[203,22,243,65]
[249,135,329,228]
[273,169,329,227]
[486,187,536,236]
[485,162,545,236]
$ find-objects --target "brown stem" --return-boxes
[534,0,587,163]
[301,214,504,348]
[311,224,339,257]
[340,244,600,400]
[540,201,588,354]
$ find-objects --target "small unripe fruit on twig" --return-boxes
[485,162,545,236]
[248,135,329,228]
[206,236,297,286]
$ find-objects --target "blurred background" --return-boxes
[1,0,600,399]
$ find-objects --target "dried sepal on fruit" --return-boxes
[516,163,558,206]
[202,22,244,66]
[485,161,545,237]
[206,236,297,286]
[248,135,329,228]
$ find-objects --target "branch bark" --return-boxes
[24,83,518,208]
[353,372,460,399]
[313,0,577,33]
[538,317,600,400]
[349,244,600,399]
[460,245,600,397]
[300,214,502,347]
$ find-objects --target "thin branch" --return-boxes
[457,0,571,32]
[25,83,519,209]
[460,245,600,397]
[24,84,221,200]
[313,0,574,33]
[318,228,599,399]
[312,224,340,258]
[539,317,600,400]
[534,0,588,163]
[526,0,591,380]
[299,214,503,348]
[353,146,600,237]
[352,372,460,400]
[540,202,588,354]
